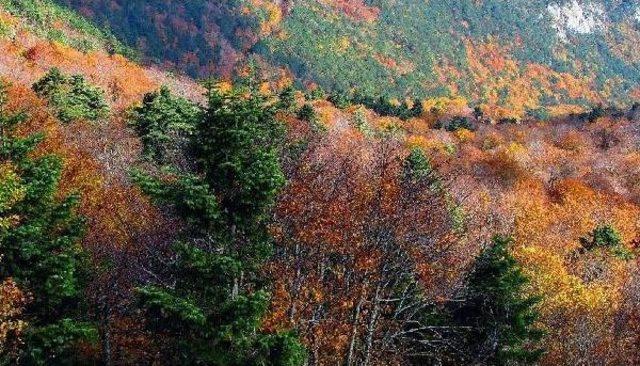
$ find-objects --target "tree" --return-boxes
[328,89,351,109]
[0,83,96,364]
[296,104,315,122]
[410,97,424,118]
[446,116,474,132]
[580,225,621,251]
[456,236,544,365]
[129,86,199,165]
[194,84,285,235]
[0,277,27,361]
[134,84,305,365]
[577,224,633,260]
[278,85,297,112]
[32,68,109,123]
[267,131,468,365]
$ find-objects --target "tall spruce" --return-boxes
[456,236,544,365]
[134,84,305,365]
[0,83,95,365]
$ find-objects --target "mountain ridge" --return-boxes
[53,0,640,119]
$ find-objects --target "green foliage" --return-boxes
[132,169,219,231]
[588,104,606,123]
[54,0,254,74]
[136,243,305,365]
[305,87,326,101]
[0,0,133,57]
[278,85,297,112]
[0,83,96,365]
[411,97,424,117]
[456,236,544,365]
[526,107,550,122]
[296,103,315,122]
[129,86,199,164]
[580,224,621,250]
[328,90,351,109]
[351,106,372,135]
[54,0,640,106]
[579,224,634,259]
[195,85,285,230]
[403,147,435,183]
[349,92,422,120]
[446,116,474,132]
[33,68,109,123]
[134,84,305,365]
[296,103,326,134]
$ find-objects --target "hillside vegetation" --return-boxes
[1,1,640,366]
[55,0,640,119]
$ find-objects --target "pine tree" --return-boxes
[296,103,315,122]
[410,97,424,117]
[32,68,109,123]
[457,236,544,365]
[278,85,297,112]
[134,84,305,365]
[0,83,96,365]
[129,86,199,164]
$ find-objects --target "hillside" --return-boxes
[2,1,640,366]
[55,0,640,118]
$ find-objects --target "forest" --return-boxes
[2,0,640,365]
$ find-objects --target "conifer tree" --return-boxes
[278,85,297,112]
[0,83,95,365]
[456,236,544,365]
[129,85,199,164]
[32,68,109,123]
[134,84,305,365]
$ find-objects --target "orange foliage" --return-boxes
[434,38,603,120]
[267,123,470,365]
[3,80,172,363]
[401,111,640,365]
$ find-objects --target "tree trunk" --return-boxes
[346,282,368,366]
[363,282,382,366]
[100,295,113,366]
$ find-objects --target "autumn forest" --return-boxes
[2,0,640,365]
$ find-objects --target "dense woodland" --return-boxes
[2,1,640,365]
[54,0,640,116]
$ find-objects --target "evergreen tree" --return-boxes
[328,89,351,109]
[296,104,315,122]
[305,87,325,101]
[278,85,297,112]
[578,224,633,260]
[403,147,435,183]
[0,83,96,365]
[134,84,305,365]
[579,224,621,251]
[446,116,474,132]
[129,86,199,164]
[456,236,544,365]
[410,97,424,118]
[32,68,109,123]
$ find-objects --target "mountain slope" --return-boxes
[55,0,640,118]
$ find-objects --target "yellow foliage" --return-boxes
[422,96,469,117]
[454,128,475,142]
